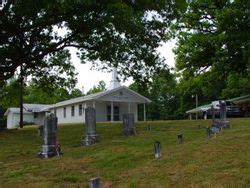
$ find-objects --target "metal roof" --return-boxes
[186,95,250,114]
[227,95,250,104]
[4,107,31,116]
[4,104,52,116]
[186,104,211,114]
[23,104,52,112]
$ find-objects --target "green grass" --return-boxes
[0,118,250,187]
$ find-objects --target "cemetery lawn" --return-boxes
[0,118,250,187]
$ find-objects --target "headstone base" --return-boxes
[123,128,136,136]
[212,120,230,129]
[82,134,100,146]
[217,120,230,128]
[38,145,59,158]
[155,153,162,159]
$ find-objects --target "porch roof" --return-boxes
[52,86,151,108]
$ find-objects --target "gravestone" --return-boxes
[38,113,60,158]
[38,125,43,137]
[122,113,136,136]
[82,106,99,145]
[177,134,183,144]
[211,105,215,124]
[154,141,162,159]
[211,101,230,129]
[88,177,100,188]
[218,101,230,128]
[206,127,219,138]
[147,124,152,131]
[206,127,211,139]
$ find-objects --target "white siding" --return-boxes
[7,112,34,129]
[53,100,138,124]
[7,113,13,129]
[34,112,46,126]
[55,103,85,124]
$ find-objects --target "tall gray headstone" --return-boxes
[211,105,215,124]
[82,106,99,145]
[38,113,60,158]
[122,113,136,136]
[219,101,226,121]
[219,101,230,128]
[211,101,230,129]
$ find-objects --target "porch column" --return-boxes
[143,103,146,121]
[92,101,95,109]
[111,101,114,122]
[128,103,131,113]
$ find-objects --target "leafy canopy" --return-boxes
[0,0,186,86]
[174,0,250,100]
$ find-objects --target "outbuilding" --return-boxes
[4,104,51,129]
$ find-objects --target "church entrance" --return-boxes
[107,105,120,121]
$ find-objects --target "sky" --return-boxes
[70,40,176,93]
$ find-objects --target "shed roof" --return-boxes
[23,103,51,112]
[4,103,52,116]
[4,107,31,116]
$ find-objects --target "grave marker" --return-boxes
[82,106,99,145]
[88,177,100,188]
[147,124,152,131]
[38,125,43,137]
[122,113,136,136]
[154,141,162,159]
[177,134,183,144]
[38,113,60,158]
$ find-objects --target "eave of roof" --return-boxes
[186,104,211,114]
[4,108,31,116]
[51,86,151,108]
[227,95,250,102]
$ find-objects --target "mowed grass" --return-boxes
[0,118,250,187]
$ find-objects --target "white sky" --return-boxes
[71,40,176,93]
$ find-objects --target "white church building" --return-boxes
[4,69,151,129]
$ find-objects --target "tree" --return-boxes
[86,80,106,95]
[0,79,21,109]
[174,0,250,100]
[129,68,181,120]
[1,0,186,84]
[0,78,83,109]
[0,0,187,125]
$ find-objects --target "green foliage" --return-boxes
[148,69,181,120]
[130,69,181,120]
[86,80,106,95]
[174,0,250,102]
[0,79,83,110]
[0,0,184,84]
[0,79,21,109]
